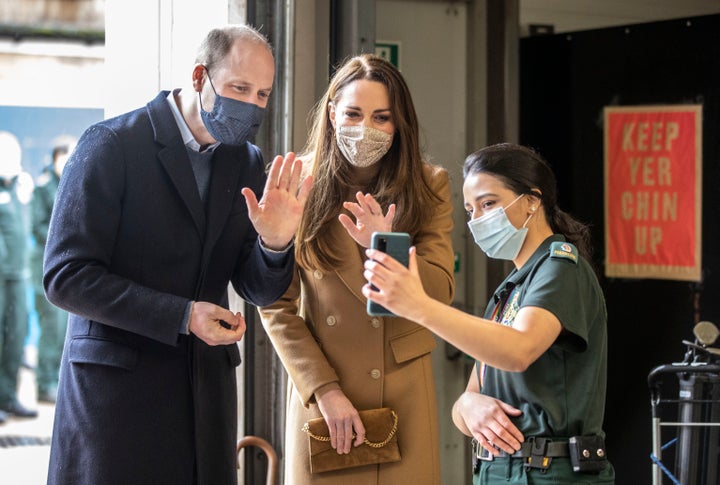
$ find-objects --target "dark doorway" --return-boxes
[520,14,720,483]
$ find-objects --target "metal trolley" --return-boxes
[648,321,720,485]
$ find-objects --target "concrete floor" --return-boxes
[0,346,255,484]
[0,350,251,485]
[0,347,53,485]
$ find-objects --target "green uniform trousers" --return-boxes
[475,457,615,484]
[33,286,67,393]
[0,278,28,406]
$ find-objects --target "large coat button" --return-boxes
[326,315,337,326]
[370,369,381,379]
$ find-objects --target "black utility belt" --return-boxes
[472,435,608,474]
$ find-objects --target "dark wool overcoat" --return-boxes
[43,91,294,485]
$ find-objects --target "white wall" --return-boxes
[0,40,104,108]
[103,0,240,118]
[377,0,470,304]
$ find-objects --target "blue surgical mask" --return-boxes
[199,69,265,146]
[467,194,531,260]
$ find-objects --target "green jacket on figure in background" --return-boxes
[31,137,74,403]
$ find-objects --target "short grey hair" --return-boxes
[195,25,272,74]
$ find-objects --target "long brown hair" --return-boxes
[296,54,440,272]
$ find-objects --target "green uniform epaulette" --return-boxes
[549,241,578,264]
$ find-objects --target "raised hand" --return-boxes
[362,246,425,321]
[339,191,395,248]
[242,152,313,250]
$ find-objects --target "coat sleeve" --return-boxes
[258,267,341,407]
[413,165,455,305]
[43,124,189,346]
[228,144,295,308]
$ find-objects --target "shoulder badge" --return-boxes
[549,241,578,265]
[37,172,52,187]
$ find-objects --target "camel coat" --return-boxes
[259,165,455,485]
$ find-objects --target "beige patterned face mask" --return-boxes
[335,125,393,167]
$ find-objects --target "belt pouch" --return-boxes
[568,435,608,473]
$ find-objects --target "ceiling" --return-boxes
[519,0,720,34]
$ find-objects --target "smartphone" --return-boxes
[367,232,411,316]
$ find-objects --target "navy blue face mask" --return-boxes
[198,68,266,146]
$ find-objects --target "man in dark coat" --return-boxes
[30,136,75,404]
[43,25,311,485]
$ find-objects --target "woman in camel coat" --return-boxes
[259,54,455,484]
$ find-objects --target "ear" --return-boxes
[328,102,336,129]
[191,64,207,93]
[527,190,543,213]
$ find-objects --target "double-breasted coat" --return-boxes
[259,165,455,484]
[43,91,294,485]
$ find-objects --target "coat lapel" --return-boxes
[158,145,206,238]
[146,92,206,238]
[330,221,368,304]
[204,143,244,250]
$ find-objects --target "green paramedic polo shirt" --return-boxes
[479,234,609,439]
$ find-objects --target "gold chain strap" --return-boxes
[302,410,398,448]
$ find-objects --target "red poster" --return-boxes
[604,105,702,281]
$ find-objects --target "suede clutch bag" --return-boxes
[301,407,401,473]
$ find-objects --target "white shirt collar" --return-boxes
[166,89,218,153]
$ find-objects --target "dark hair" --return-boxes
[50,135,77,165]
[52,145,70,162]
[195,25,271,74]
[296,53,441,271]
[463,143,593,260]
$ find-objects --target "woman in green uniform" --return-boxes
[362,143,615,483]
